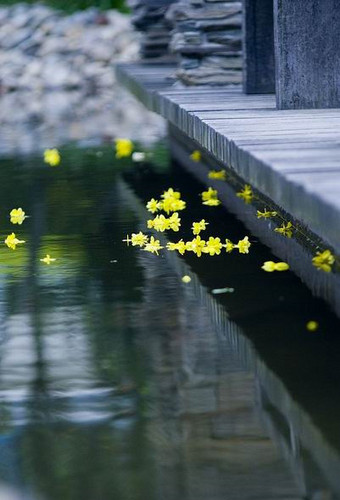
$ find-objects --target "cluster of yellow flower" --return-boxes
[4,150,61,263]
[117,142,336,276]
[235,180,335,273]
[167,235,251,257]
[5,208,27,250]
[147,213,181,232]
[4,205,55,265]
[123,232,163,255]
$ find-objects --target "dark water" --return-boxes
[0,145,339,500]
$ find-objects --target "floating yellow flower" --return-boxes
[235,236,251,254]
[261,261,289,272]
[306,320,319,332]
[143,236,163,255]
[190,150,201,162]
[257,210,278,219]
[40,254,56,265]
[44,148,60,166]
[153,214,170,232]
[158,196,186,214]
[208,170,226,181]
[166,240,186,255]
[223,239,234,253]
[237,185,253,204]
[312,249,335,273]
[170,198,186,212]
[192,219,209,235]
[169,212,181,232]
[203,198,221,206]
[186,236,206,257]
[115,138,133,158]
[182,275,191,283]
[146,198,160,214]
[10,208,27,225]
[201,187,218,201]
[161,188,181,200]
[131,232,148,247]
[274,221,293,238]
[202,237,223,256]
[5,232,26,250]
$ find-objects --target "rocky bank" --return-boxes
[0,3,165,156]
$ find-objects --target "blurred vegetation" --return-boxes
[0,0,129,13]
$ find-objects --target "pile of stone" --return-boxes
[0,3,164,155]
[128,0,177,59]
[166,0,242,85]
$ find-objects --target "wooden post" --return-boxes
[274,0,340,109]
[243,0,275,94]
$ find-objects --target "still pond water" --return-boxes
[0,144,340,499]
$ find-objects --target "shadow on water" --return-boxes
[0,144,339,499]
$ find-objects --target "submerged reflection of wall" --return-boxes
[135,251,304,500]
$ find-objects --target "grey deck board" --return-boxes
[116,62,340,253]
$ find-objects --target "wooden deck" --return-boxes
[116,62,340,255]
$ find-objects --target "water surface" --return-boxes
[0,146,339,499]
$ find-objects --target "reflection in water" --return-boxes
[0,146,337,499]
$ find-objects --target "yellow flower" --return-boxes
[115,138,133,158]
[261,261,289,272]
[203,198,221,206]
[202,237,223,256]
[237,185,253,204]
[146,198,160,214]
[182,275,191,283]
[192,219,209,235]
[147,219,155,229]
[312,249,335,273]
[161,188,181,200]
[44,148,60,166]
[257,210,278,219]
[169,212,181,232]
[190,150,201,162]
[186,236,206,257]
[10,208,27,225]
[131,232,148,247]
[274,221,293,238]
[166,240,186,255]
[153,214,170,232]
[5,232,26,250]
[235,236,251,254]
[208,170,227,181]
[170,199,186,212]
[223,239,234,253]
[143,236,163,255]
[159,197,186,214]
[306,321,319,332]
[201,187,218,201]
[40,254,56,265]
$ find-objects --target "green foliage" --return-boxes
[0,0,129,13]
